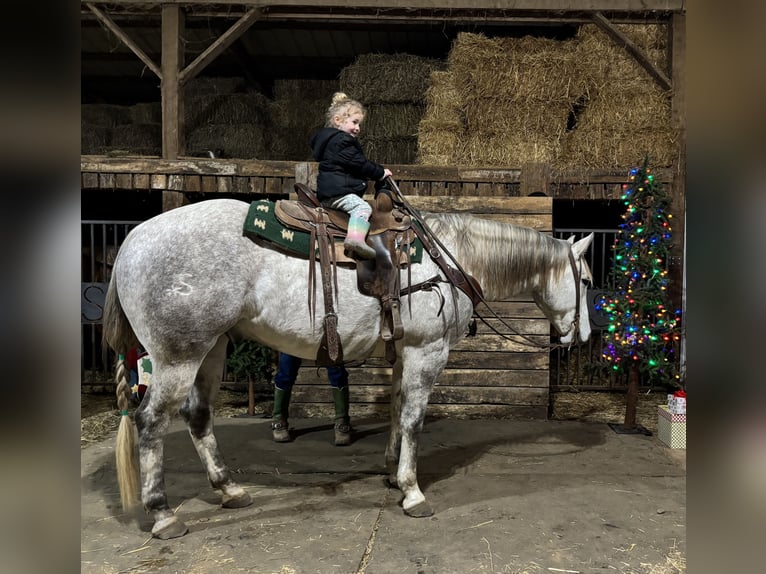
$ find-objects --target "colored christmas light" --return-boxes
[598,158,682,387]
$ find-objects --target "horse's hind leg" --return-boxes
[179,335,252,510]
[134,360,202,539]
[385,359,403,487]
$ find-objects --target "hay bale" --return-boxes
[81,124,110,154]
[266,98,325,160]
[574,24,669,88]
[272,78,338,102]
[185,93,271,132]
[364,103,424,138]
[557,23,675,170]
[81,104,131,127]
[448,33,584,103]
[110,123,162,150]
[186,76,246,96]
[187,124,268,160]
[339,53,444,104]
[360,135,418,165]
[130,102,162,124]
[417,120,465,166]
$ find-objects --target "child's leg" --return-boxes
[322,194,375,259]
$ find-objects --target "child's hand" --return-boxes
[381,168,393,180]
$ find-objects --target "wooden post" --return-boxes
[161,5,185,160]
[520,162,549,196]
[623,363,639,428]
[668,12,686,325]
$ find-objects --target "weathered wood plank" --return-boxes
[167,174,184,190]
[295,368,549,388]
[80,156,297,177]
[133,173,150,189]
[99,173,115,188]
[115,173,132,189]
[232,176,249,194]
[217,176,232,193]
[405,195,551,214]
[183,174,201,192]
[150,174,167,189]
[290,384,547,406]
[82,172,99,189]
[201,175,217,192]
[288,402,547,421]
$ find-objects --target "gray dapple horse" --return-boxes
[103,198,593,539]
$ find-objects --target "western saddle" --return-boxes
[274,182,482,365]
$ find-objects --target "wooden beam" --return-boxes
[590,12,672,92]
[84,2,161,79]
[161,5,184,160]
[81,1,686,12]
[179,8,261,86]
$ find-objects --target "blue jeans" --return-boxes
[273,353,348,391]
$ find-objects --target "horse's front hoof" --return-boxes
[222,490,253,509]
[403,501,434,518]
[152,516,189,539]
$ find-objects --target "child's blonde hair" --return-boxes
[325,92,365,128]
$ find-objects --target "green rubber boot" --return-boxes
[332,386,352,446]
[271,388,292,442]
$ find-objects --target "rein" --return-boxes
[387,178,584,350]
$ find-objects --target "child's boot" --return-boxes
[344,216,376,260]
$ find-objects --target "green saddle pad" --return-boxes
[243,200,423,262]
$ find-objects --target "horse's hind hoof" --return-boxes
[404,501,434,518]
[222,490,252,509]
[152,516,189,539]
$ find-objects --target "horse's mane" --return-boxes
[422,212,570,299]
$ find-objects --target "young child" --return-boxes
[310,92,392,260]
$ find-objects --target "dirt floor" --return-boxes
[81,389,685,573]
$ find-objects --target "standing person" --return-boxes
[271,353,353,446]
[310,92,393,260]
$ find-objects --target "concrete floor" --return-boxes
[81,416,686,574]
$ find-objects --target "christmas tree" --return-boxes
[598,157,682,429]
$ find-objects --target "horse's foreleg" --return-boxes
[179,336,252,510]
[385,358,404,487]
[396,343,449,518]
[134,362,201,539]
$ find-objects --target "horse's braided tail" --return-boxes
[103,278,141,511]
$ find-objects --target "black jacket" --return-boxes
[310,128,385,201]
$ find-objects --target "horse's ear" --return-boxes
[566,236,575,244]
[572,232,594,257]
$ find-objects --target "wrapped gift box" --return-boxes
[657,405,686,449]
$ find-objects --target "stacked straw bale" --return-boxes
[266,78,338,160]
[559,24,676,170]
[184,78,272,159]
[418,32,582,167]
[418,27,675,170]
[340,53,442,164]
[81,103,162,155]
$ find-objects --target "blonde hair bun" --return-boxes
[331,92,350,106]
